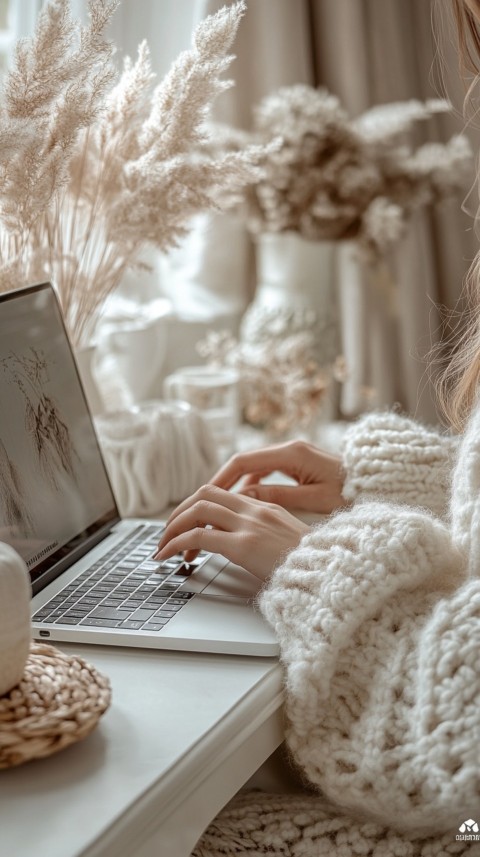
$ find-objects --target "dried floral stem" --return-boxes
[198,329,335,436]
[0,0,263,346]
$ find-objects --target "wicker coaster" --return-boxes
[0,642,111,769]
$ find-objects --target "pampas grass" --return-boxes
[0,0,260,345]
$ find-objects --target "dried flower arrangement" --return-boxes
[198,329,347,437]
[207,85,473,261]
[0,0,260,345]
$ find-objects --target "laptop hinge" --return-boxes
[31,520,121,596]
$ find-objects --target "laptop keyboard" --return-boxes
[32,525,207,633]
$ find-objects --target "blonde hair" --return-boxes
[438,0,480,431]
[451,0,480,76]
[437,264,480,432]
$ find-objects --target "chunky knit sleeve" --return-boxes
[341,412,457,517]
[259,502,480,837]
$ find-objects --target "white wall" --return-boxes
[30,1,195,78]
[107,0,195,78]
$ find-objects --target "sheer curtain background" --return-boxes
[182,0,477,424]
[37,0,480,422]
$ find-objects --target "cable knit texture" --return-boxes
[342,411,457,517]
[192,408,480,856]
[259,502,480,837]
[192,791,479,856]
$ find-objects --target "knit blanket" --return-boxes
[192,791,479,856]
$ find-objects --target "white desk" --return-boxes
[0,642,284,857]
[1,428,349,857]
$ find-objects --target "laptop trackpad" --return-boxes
[201,562,262,598]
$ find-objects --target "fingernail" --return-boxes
[152,551,164,561]
[244,488,257,498]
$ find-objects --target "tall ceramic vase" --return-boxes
[74,344,105,416]
[240,231,338,369]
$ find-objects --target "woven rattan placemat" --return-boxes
[0,642,111,769]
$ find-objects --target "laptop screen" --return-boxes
[0,283,118,587]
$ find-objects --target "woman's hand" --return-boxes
[154,484,310,581]
[209,440,347,514]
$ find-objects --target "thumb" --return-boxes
[240,483,321,511]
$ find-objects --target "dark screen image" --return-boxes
[0,284,117,578]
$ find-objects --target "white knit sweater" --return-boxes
[341,410,458,517]
[193,409,480,856]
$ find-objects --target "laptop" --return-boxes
[0,282,279,656]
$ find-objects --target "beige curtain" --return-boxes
[185,0,477,424]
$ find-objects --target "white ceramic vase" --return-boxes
[240,231,339,367]
[0,543,31,697]
[74,344,105,416]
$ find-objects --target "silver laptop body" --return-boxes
[0,283,278,656]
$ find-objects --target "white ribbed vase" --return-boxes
[240,231,338,367]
